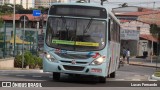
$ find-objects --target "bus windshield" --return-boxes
[46,17,106,51]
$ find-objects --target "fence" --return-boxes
[0,22,43,59]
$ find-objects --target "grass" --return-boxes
[154,70,160,77]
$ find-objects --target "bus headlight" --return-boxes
[44,52,57,62]
[90,56,106,65]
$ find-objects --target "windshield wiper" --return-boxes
[84,18,93,33]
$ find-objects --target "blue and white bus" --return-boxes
[43,3,120,83]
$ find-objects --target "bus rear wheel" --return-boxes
[110,72,115,78]
[99,76,106,83]
[53,72,60,81]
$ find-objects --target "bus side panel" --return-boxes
[107,41,120,75]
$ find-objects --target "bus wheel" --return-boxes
[99,76,106,83]
[110,72,115,78]
[53,72,60,81]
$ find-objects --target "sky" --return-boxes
[105,0,160,9]
[71,0,160,9]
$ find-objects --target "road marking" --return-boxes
[16,75,26,77]
[148,77,157,81]
[115,79,125,81]
[39,70,43,73]
[32,76,42,78]
[132,79,141,81]
[43,72,50,73]
[0,74,9,76]
[144,75,149,77]
[134,75,141,76]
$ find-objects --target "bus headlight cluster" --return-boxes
[44,52,57,62]
[90,56,106,65]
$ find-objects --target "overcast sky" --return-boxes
[72,0,160,9]
[106,0,160,8]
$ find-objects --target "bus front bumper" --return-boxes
[43,58,107,77]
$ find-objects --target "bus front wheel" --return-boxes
[53,72,60,81]
[110,72,115,78]
[99,76,106,83]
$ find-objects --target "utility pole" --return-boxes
[22,16,26,69]
[100,0,107,5]
[13,0,16,57]
[151,2,155,63]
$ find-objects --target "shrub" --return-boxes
[14,55,22,68]
[155,70,160,77]
[14,51,42,69]
[35,57,43,69]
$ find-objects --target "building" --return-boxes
[112,6,153,15]
[121,20,158,56]
[112,6,158,22]
[0,0,10,5]
[113,6,159,57]
[9,0,35,9]
[34,0,69,8]
[1,0,70,9]
[138,12,160,26]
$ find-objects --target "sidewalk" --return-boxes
[0,68,43,73]
[127,56,160,68]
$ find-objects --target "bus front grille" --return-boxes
[60,60,87,64]
[63,65,84,71]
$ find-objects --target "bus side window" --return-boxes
[108,19,111,41]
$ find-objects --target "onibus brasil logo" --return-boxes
[1,82,42,87]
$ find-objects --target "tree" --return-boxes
[0,4,24,14]
[0,17,3,28]
[29,6,48,14]
[121,3,128,7]
[150,24,160,35]
[150,24,160,55]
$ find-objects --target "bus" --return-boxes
[43,3,120,83]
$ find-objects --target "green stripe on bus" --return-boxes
[52,40,74,45]
[52,39,99,47]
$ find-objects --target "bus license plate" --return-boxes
[91,68,102,73]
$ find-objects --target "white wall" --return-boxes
[121,21,150,35]
[138,40,148,56]
[121,21,152,56]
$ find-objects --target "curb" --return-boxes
[129,63,160,68]
[151,74,160,81]
[0,69,43,73]
[148,76,157,81]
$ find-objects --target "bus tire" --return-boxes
[53,72,60,81]
[99,76,106,83]
[110,72,115,78]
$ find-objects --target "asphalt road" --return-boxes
[0,65,159,90]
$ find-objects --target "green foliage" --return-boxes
[24,31,35,42]
[0,18,3,28]
[154,70,160,77]
[0,32,4,40]
[121,3,128,7]
[150,24,160,35]
[14,51,42,69]
[0,4,24,14]
[29,6,48,13]
[14,55,23,68]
